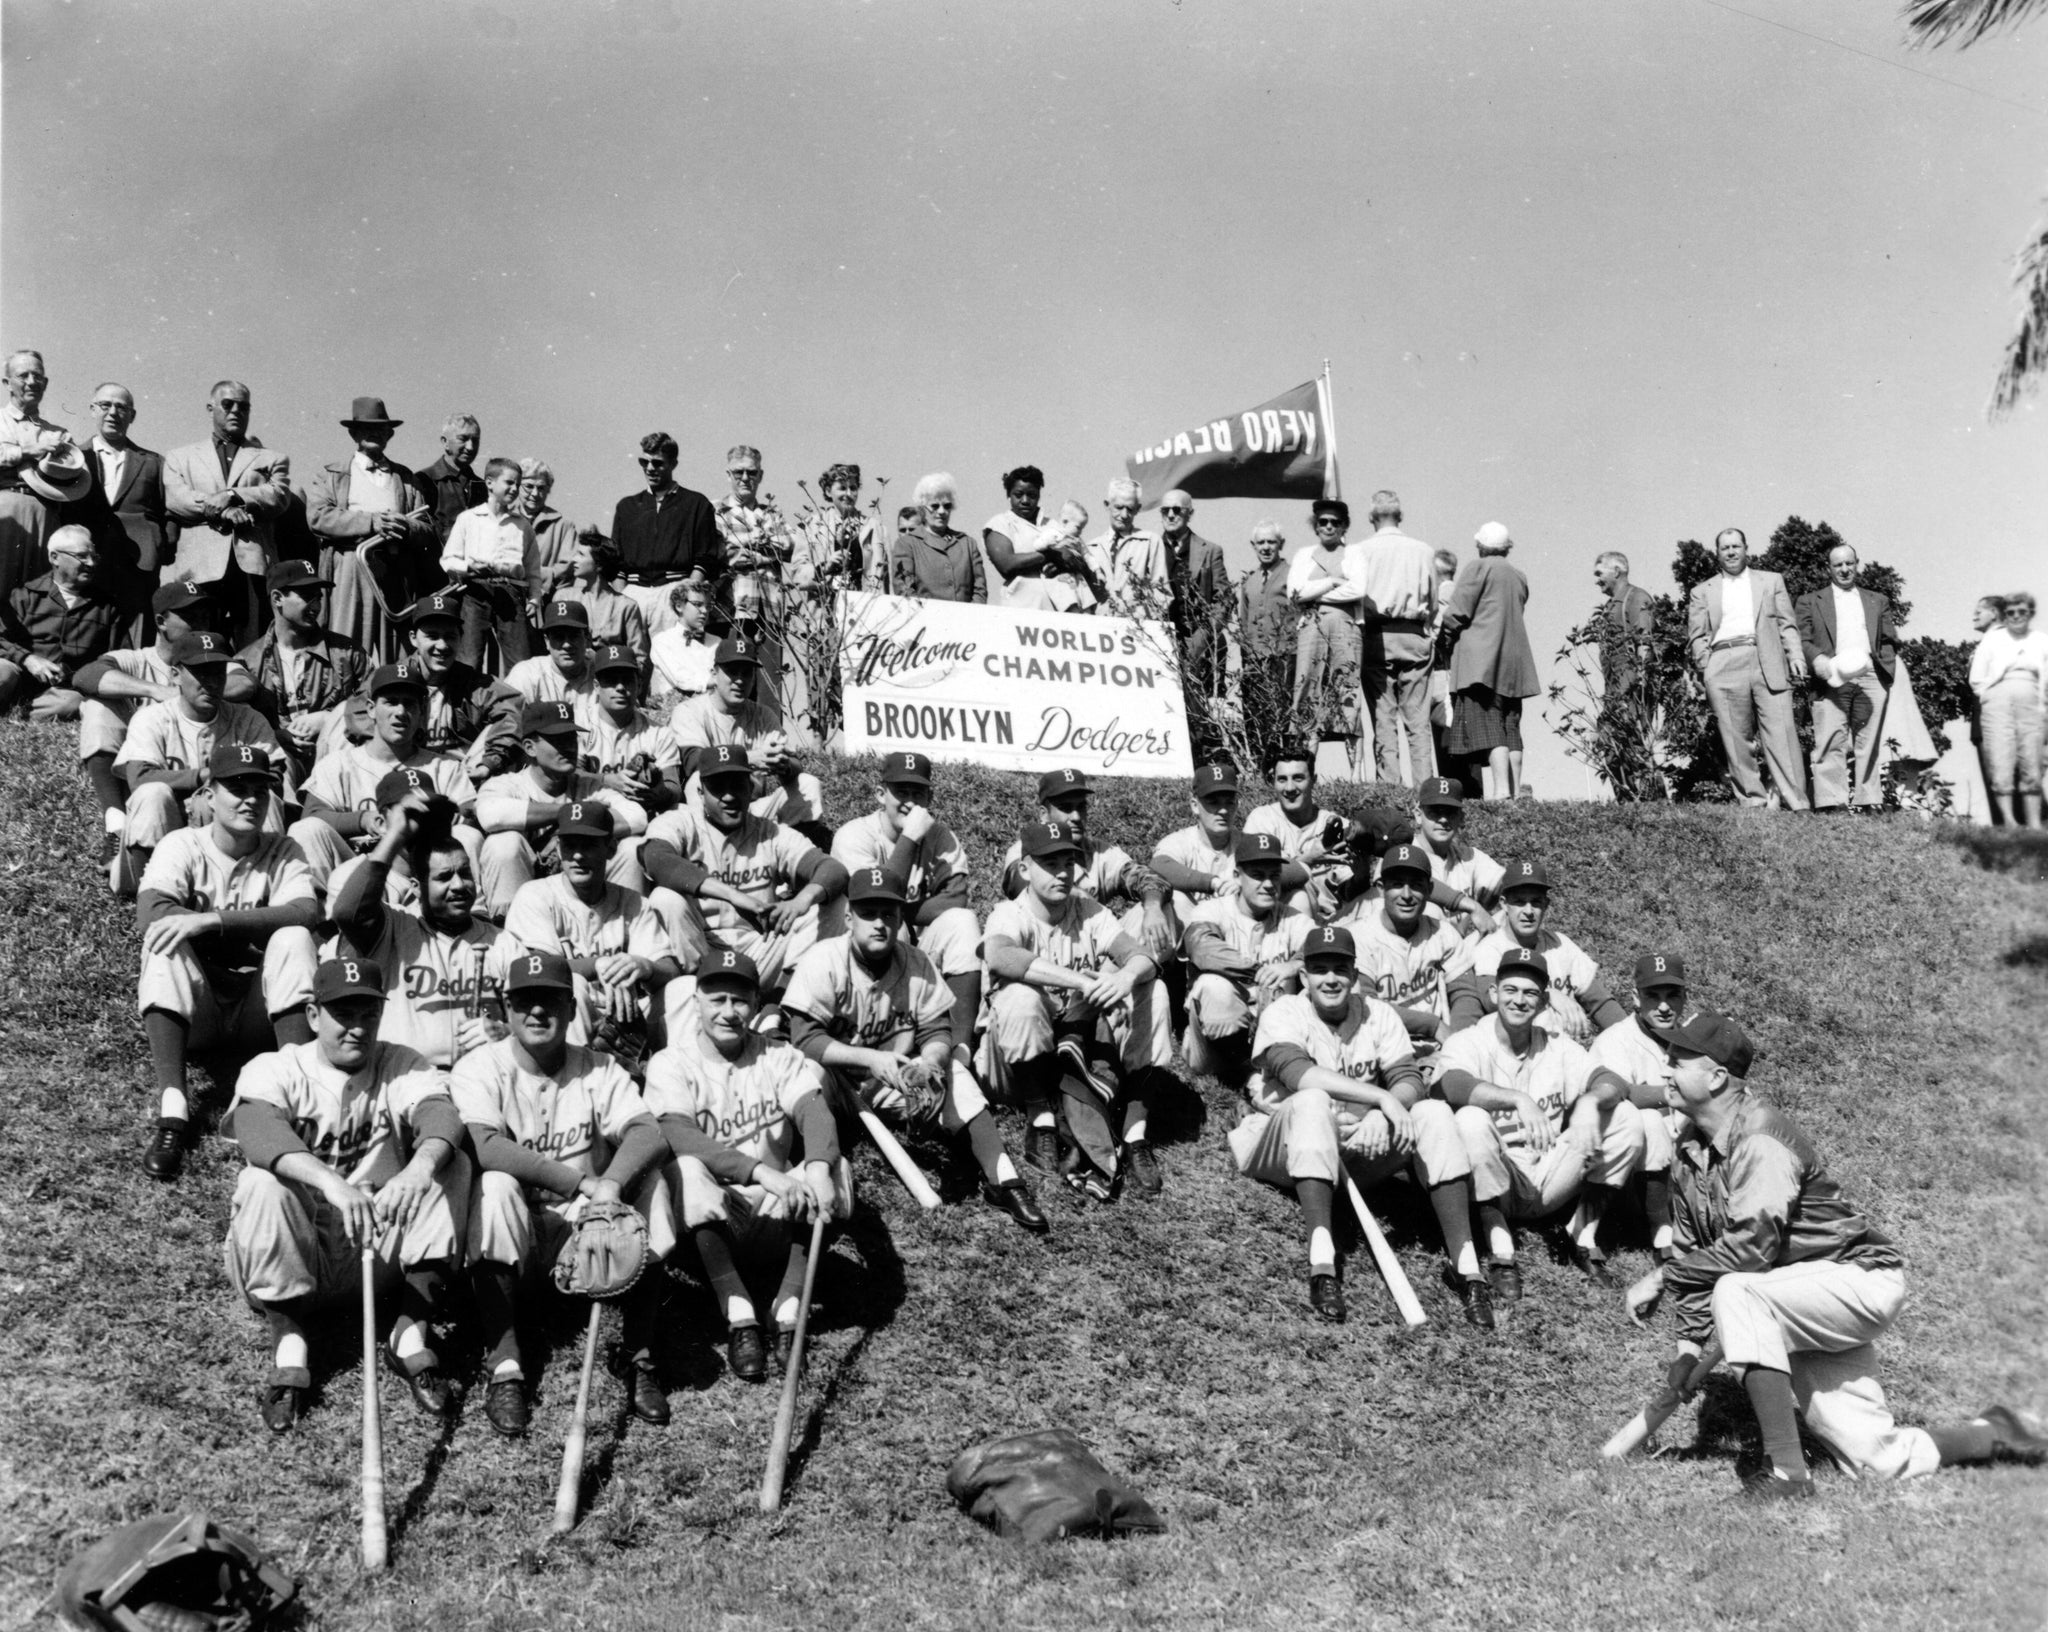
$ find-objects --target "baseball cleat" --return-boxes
[483,1377,529,1438]
[1486,1258,1523,1304]
[1978,1404,2048,1465]
[142,1118,187,1181]
[1568,1243,1619,1291]
[1023,1124,1061,1174]
[984,1178,1049,1233]
[259,1383,303,1434]
[1740,1470,1817,1501]
[1447,1267,1497,1330]
[1123,1141,1164,1198]
[1309,1273,1347,1324]
[727,1323,768,1383]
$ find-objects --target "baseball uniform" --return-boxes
[502,873,675,1045]
[822,809,980,974]
[323,910,510,1069]
[642,803,826,989]
[115,698,290,850]
[1180,894,1313,1077]
[1344,906,1481,1044]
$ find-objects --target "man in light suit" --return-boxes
[73,383,170,643]
[165,381,290,646]
[1796,543,1898,812]
[1685,528,1810,810]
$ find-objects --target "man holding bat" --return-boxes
[1246,925,1489,1327]
[1624,1008,2047,1497]
[643,950,842,1382]
[785,866,1046,1233]
[225,957,469,1432]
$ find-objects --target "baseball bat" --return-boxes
[552,1303,603,1535]
[1601,1342,1723,1459]
[359,1246,388,1573]
[760,1208,828,1512]
[857,1107,942,1211]
[1340,1171,1428,1328]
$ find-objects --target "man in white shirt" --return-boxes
[1356,490,1438,787]
[1684,528,1810,810]
[1795,543,1898,812]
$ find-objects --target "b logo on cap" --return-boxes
[1652,955,1667,972]
[524,955,543,975]
[717,951,737,969]
[714,746,734,763]
[567,802,585,823]
[868,868,885,886]
[899,754,915,770]
[1061,770,1077,783]
[550,601,570,618]
[235,746,256,764]
[343,960,361,983]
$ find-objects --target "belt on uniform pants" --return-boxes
[619,571,683,588]
[1709,637,1755,651]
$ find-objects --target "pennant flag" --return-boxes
[1124,375,1340,508]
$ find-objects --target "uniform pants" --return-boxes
[1640,1105,1680,1173]
[137,926,319,1034]
[979,982,1134,1103]
[1710,1261,1939,1480]
[1810,670,1889,809]
[1230,1090,1470,1190]
[224,1157,471,1307]
[1454,1100,1645,1211]
[79,696,139,761]
[1182,970,1299,1078]
[1703,645,1810,809]
[468,1168,676,1271]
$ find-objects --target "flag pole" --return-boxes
[1317,358,1342,501]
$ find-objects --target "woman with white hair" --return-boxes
[1085,477,1168,618]
[1970,590,2048,829]
[887,472,988,603]
[1440,521,1540,799]
[517,457,580,604]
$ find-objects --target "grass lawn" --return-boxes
[2,720,2044,1631]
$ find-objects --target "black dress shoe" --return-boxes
[1979,1404,2048,1464]
[1568,1244,1619,1290]
[1123,1142,1164,1198]
[626,1365,670,1425]
[1309,1273,1346,1324]
[388,1355,455,1419]
[772,1327,797,1377]
[1447,1266,1497,1330]
[1487,1259,1523,1304]
[1024,1124,1061,1173]
[984,1178,1049,1233]
[260,1383,303,1433]
[728,1323,768,1383]
[484,1377,529,1438]
[142,1118,187,1181]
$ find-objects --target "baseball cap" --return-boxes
[714,633,759,669]
[880,750,932,788]
[1417,776,1465,810]
[266,560,329,594]
[152,580,213,616]
[169,630,232,669]
[1019,818,1084,860]
[1379,842,1433,884]
[207,741,277,782]
[312,956,385,1004]
[1193,763,1240,797]
[405,590,465,626]
[592,641,639,676]
[696,742,751,780]
[374,765,435,806]
[539,599,590,632]
[1303,925,1357,963]
[847,866,911,905]
[1036,767,1091,801]
[1634,951,1688,989]
[1502,859,1552,893]
[505,950,575,994]
[699,947,761,991]
[556,800,616,840]
[520,699,577,738]
[1234,831,1285,865]
[1662,1007,1754,1078]
[1495,947,1551,987]
[367,660,428,698]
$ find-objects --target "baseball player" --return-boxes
[135,741,320,1182]
[1625,1008,2047,1496]
[1463,860,1628,1040]
[646,948,843,1381]
[786,867,1046,1233]
[1587,950,1695,1261]
[640,743,850,1000]
[823,751,983,1058]
[110,630,291,896]
[982,819,1162,1202]
[326,775,512,1068]
[1149,762,1252,920]
[1240,741,1356,918]
[454,949,675,1435]
[576,640,683,816]
[1343,843,1485,1053]
[503,597,598,706]
[472,699,650,919]
[669,633,824,835]
[287,659,479,896]
[1246,925,1492,1326]
[237,559,369,780]
[1439,948,1646,1301]
[1179,832,1312,1088]
[501,799,681,1062]
[1410,776,1505,931]
[225,957,470,1431]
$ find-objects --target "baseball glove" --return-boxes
[891,1058,947,1124]
[55,1511,296,1632]
[552,1198,649,1300]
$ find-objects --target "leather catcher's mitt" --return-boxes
[892,1057,946,1124]
[55,1511,297,1632]
[552,1198,649,1299]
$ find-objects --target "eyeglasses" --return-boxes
[638,457,672,468]
[727,467,762,479]
[1314,518,1345,529]
[90,401,133,415]
[1160,506,1189,517]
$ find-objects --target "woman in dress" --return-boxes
[982,465,1093,613]
[1439,521,1541,801]
[1969,590,2048,830]
[553,525,651,676]
[793,462,875,592]
[1286,498,1367,763]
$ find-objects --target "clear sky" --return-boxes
[6,0,2046,795]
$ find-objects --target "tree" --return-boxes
[1905,0,2048,414]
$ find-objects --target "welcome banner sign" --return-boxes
[839,591,1195,780]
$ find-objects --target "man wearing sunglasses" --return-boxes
[609,431,724,628]
[1155,489,1231,761]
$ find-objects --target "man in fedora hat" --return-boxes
[0,349,92,609]
[164,380,291,647]
[306,397,436,663]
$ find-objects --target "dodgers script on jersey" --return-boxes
[575,701,682,779]
[642,1032,825,1169]
[645,805,815,934]
[1251,991,1415,1114]
[323,913,510,1068]
[783,938,952,1050]
[303,744,473,820]
[230,1039,450,1185]
[502,874,673,964]
[1347,908,1473,1018]
[451,1039,649,1177]
[1437,1023,1599,1158]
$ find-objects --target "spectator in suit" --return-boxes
[0,349,92,608]
[1157,489,1232,763]
[163,380,290,646]
[1357,489,1439,788]
[1684,528,1810,810]
[1085,477,1167,620]
[74,383,170,642]
[889,473,988,604]
[1236,521,1296,772]
[1591,550,1654,700]
[1796,543,1898,813]
[415,413,484,548]
[307,397,438,663]
[0,523,122,716]
[610,431,724,627]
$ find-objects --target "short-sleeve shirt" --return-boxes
[502,873,674,966]
[1251,991,1416,1114]
[323,911,510,1069]
[575,701,681,780]
[231,1038,449,1183]
[641,1030,825,1170]
[1182,894,1313,973]
[783,937,952,1051]
[114,697,283,776]
[982,893,1125,983]
[140,827,315,915]
[1468,927,1601,1006]
[644,804,817,937]
[303,743,474,821]
[1424,839,1506,906]
[450,1039,649,1178]
[1437,1021,1598,1158]
[1347,908,1473,1020]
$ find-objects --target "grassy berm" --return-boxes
[3,720,2045,1632]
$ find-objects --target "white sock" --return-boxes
[772,1296,799,1329]
[993,1153,1019,1185]
[159,1087,189,1122]
[725,1295,757,1327]
[1030,1110,1056,1129]
[492,1358,523,1381]
[1454,1240,1480,1277]
[274,1333,308,1374]
[1488,1223,1514,1261]
[1652,1222,1674,1250]
[391,1318,426,1362]
[1122,1111,1148,1144]
[1308,1226,1336,1274]
[1573,1208,1602,1251]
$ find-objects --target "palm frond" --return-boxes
[1903,0,2048,47]
[1990,216,2048,417]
